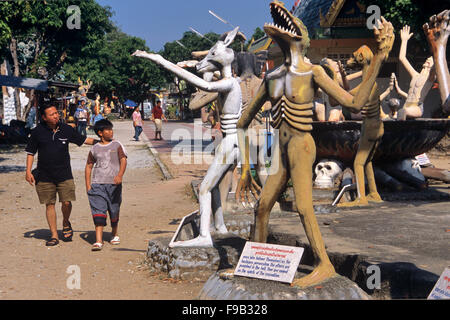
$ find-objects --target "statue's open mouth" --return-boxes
[264,2,302,39]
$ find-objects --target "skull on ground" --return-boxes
[314,159,343,189]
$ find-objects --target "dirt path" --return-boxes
[0,120,207,299]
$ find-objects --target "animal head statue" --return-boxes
[264,1,310,57]
[196,27,240,75]
[347,45,374,68]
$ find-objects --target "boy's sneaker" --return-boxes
[110,236,120,245]
[92,242,103,251]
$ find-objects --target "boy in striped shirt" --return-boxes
[85,119,127,251]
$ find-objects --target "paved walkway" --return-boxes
[142,120,217,155]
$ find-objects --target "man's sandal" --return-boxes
[92,242,103,251]
[62,222,73,242]
[46,238,59,246]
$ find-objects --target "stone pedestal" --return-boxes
[198,271,371,300]
[146,234,247,281]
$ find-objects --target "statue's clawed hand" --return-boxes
[235,170,261,208]
[423,10,450,46]
[132,49,146,57]
[132,50,162,62]
[373,17,395,60]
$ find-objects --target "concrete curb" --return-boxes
[140,133,173,180]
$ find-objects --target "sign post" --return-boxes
[234,242,304,284]
[428,267,450,299]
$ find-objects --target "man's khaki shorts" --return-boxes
[154,118,162,132]
[35,179,76,205]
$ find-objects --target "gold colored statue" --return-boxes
[235,1,394,287]
[338,45,385,207]
[423,10,450,114]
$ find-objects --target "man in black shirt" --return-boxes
[25,105,98,246]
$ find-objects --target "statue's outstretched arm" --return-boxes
[424,10,450,109]
[346,70,363,81]
[399,26,419,78]
[379,73,396,101]
[394,77,409,99]
[132,50,233,93]
[315,17,395,113]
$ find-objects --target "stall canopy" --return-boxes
[123,99,137,107]
[0,75,78,91]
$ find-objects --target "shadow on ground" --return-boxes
[0,165,26,173]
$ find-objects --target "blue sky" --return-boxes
[96,0,286,51]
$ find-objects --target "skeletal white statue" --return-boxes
[397,25,436,120]
[133,27,242,248]
[314,159,343,189]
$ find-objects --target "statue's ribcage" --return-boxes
[220,113,240,134]
[271,96,314,132]
[362,102,380,119]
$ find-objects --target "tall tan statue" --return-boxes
[397,26,436,120]
[234,1,394,288]
[423,10,450,114]
[338,46,386,207]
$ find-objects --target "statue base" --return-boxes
[198,270,371,300]
[146,234,247,281]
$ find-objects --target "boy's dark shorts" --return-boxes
[36,179,76,205]
[87,184,122,227]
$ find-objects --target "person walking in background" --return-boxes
[26,104,37,129]
[25,104,98,246]
[151,100,167,140]
[132,106,143,141]
[85,119,127,251]
[74,99,89,136]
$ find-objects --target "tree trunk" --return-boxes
[22,89,35,121]
[9,37,22,120]
[174,78,185,120]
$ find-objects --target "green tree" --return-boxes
[159,31,220,118]
[62,28,166,105]
[0,0,114,119]
[246,27,267,50]
[158,30,245,118]
[359,0,450,54]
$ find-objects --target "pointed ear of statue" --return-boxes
[223,27,240,47]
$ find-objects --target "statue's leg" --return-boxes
[339,132,371,207]
[213,165,236,234]
[366,139,383,203]
[218,170,233,213]
[255,127,268,186]
[170,137,236,248]
[287,133,336,288]
[253,142,288,243]
[219,135,288,280]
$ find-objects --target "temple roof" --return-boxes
[248,0,368,54]
[292,0,337,35]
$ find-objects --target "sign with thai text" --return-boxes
[428,267,450,300]
[234,242,304,284]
